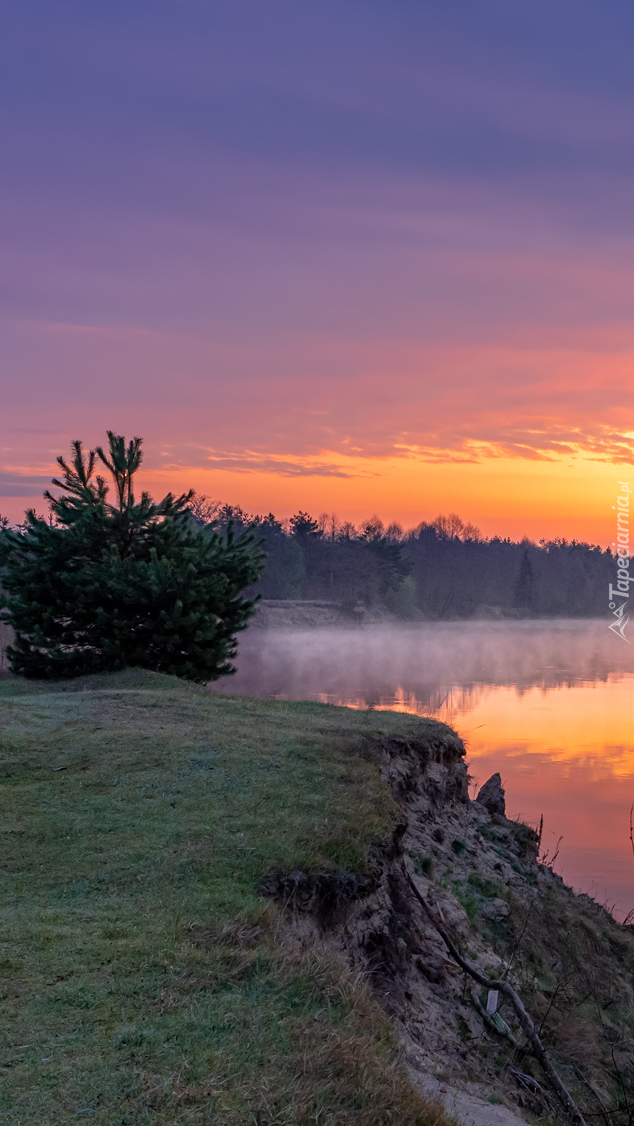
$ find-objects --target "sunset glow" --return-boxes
[2,2,634,540]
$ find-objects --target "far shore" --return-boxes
[251,598,608,628]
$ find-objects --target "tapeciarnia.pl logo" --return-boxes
[609,481,631,642]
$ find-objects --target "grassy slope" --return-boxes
[0,669,453,1125]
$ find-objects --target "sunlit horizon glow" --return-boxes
[0,449,625,546]
[2,2,634,540]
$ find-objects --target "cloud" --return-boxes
[162,449,376,479]
[0,471,51,497]
[4,0,634,536]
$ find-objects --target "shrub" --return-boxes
[0,433,263,680]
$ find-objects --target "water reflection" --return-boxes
[229,621,634,917]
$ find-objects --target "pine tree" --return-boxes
[0,433,264,681]
[513,547,536,612]
[289,511,322,540]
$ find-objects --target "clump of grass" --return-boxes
[0,668,456,1124]
[453,886,479,921]
[415,855,434,876]
[467,874,504,899]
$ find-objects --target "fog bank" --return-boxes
[229,620,632,712]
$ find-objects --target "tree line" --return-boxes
[0,432,614,686]
[191,499,613,619]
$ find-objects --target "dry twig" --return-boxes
[403,864,588,1126]
[509,1068,556,1116]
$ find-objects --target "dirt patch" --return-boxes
[262,729,634,1123]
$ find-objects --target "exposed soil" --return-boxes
[263,726,634,1124]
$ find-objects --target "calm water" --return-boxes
[227,620,634,918]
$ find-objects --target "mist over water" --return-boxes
[231,619,634,709]
[228,620,634,918]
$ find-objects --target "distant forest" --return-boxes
[191,498,613,619]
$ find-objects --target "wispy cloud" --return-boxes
[159,448,377,479]
[0,471,52,497]
[4,1,634,536]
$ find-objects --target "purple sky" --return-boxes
[2,1,634,536]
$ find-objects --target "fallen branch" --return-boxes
[403,864,588,1126]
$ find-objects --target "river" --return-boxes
[227,619,634,918]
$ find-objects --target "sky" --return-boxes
[2,0,634,542]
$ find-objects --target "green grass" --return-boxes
[0,669,453,1125]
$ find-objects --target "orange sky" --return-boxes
[1,431,629,546]
[3,4,634,542]
[143,451,625,545]
[3,334,632,543]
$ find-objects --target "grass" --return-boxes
[0,668,454,1125]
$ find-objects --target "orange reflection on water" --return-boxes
[232,623,634,916]
[322,678,634,916]
[450,679,634,916]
